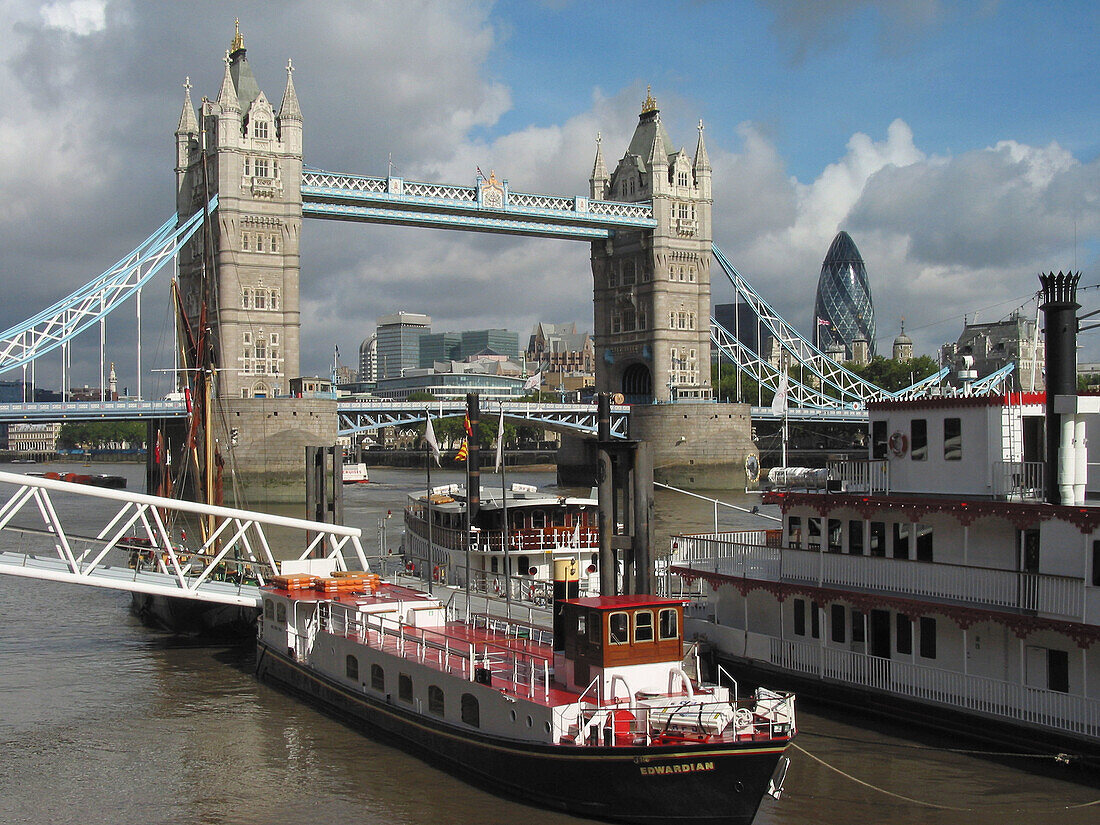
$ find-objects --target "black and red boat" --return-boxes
[255,566,794,824]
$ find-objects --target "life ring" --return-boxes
[889,431,909,457]
[744,454,761,484]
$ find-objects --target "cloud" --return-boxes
[39,1,107,36]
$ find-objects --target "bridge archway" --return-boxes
[621,362,652,404]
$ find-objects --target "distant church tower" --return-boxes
[590,90,713,402]
[175,22,303,399]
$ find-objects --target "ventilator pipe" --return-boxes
[1074,414,1087,506]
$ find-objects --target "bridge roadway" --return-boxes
[0,398,868,430]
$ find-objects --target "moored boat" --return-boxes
[256,563,795,824]
[342,461,369,484]
[404,482,601,597]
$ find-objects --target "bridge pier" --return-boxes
[559,401,757,490]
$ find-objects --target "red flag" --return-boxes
[455,438,468,462]
[463,414,473,438]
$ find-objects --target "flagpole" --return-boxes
[499,403,511,617]
[424,409,433,595]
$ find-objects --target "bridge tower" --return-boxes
[590,90,713,403]
[175,22,303,400]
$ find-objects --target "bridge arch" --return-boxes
[621,362,653,404]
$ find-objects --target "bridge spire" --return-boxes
[216,50,240,113]
[590,132,608,199]
[279,58,302,123]
[176,77,198,136]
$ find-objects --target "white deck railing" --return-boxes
[826,459,890,494]
[992,460,1045,500]
[672,534,1085,619]
[769,637,1100,739]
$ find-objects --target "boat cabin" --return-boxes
[555,595,687,696]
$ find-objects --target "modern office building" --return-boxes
[419,332,462,367]
[358,334,377,382]
[813,231,877,360]
[460,329,520,361]
[375,312,431,379]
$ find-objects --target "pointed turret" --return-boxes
[216,50,240,113]
[590,132,609,200]
[176,77,199,136]
[693,119,712,200]
[278,58,302,121]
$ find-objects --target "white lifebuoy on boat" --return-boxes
[889,431,908,457]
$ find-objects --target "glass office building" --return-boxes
[813,231,876,359]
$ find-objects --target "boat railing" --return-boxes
[404,509,599,554]
[992,460,1045,500]
[566,680,795,747]
[323,600,554,701]
[826,459,889,494]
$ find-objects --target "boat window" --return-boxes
[896,615,912,656]
[910,419,928,461]
[892,523,910,560]
[848,521,864,555]
[807,518,822,550]
[577,613,587,637]
[371,664,384,691]
[658,608,678,640]
[830,605,846,643]
[1093,541,1100,587]
[532,511,546,529]
[461,693,480,727]
[517,556,529,577]
[346,655,359,681]
[588,612,601,644]
[919,617,937,660]
[428,685,445,716]
[810,601,820,639]
[871,419,888,459]
[793,599,806,636]
[787,516,802,549]
[915,523,933,562]
[634,611,654,642]
[552,510,565,527]
[827,519,842,553]
[398,672,413,703]
[869,522,886,557]
[851,610,865,643]
[944,417,962,461]
[609,612,629,644]
[276,603,286,624]
[264,599,274,620]
[512,512,524,529]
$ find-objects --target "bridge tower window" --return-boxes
[254,120,268,139]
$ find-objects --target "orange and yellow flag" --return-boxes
[455,438,468,462]
[463,413,473,438]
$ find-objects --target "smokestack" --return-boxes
[1039,271,1081,505]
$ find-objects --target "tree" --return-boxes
[846,355,940,393]
[57,422,146,450]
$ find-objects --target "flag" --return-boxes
[816,317,830,327]
[523,371,542,391]
[494,408,505,472]
[476,165,485,180]
[572,521,581,548]
[455,438,468,462]
[463,413,473,438]
[770,371,789,415]
[424,415,441,466]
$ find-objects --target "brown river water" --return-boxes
[0,463,1096,824]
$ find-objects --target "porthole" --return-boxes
[526,715,533,728]
[510,709,517,722]
[544,721,552,734]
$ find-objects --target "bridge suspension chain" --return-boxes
[0,197,217,375]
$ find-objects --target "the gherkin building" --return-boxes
[813,231,876,359]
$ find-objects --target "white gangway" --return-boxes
[0,469,368,607]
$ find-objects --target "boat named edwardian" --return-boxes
[256,565,795,825]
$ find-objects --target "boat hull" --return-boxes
[256,640,787,825]
[131,593,258,639]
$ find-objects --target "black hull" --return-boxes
[256,641,788,825]
[131,593,258,640]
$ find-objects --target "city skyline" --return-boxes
[0,2,1096,396]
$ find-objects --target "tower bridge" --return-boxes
[0,25,1017,495]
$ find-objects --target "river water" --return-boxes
[0,463,1096,824]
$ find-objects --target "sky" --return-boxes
[0,0,1097,397]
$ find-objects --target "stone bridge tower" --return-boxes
[590,90,713,403]
[175,22,303,400]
